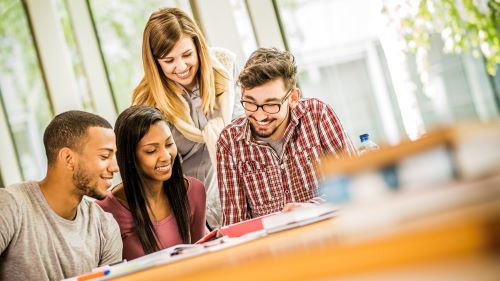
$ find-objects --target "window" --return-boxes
[229,0,257,59]
[0,0,53,180]
[54,0,95,112]
[275,0,402,145]
[274,0,499,146]
[88,0,192,112]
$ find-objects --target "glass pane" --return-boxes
[229,0,257,59]
[275,0,398,145]
[275,0,500,145]
[54,0,95,112]
[406,35,486,126]
[88,0,192,112]
[0,0,53,180]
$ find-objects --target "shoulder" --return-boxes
[0,186,19,214]
[295,98,332,118]
[1,181,35,208]
[186,176,206,205]
[210,47,236,75]
[94,191,115,213]
[186,176,205,196]
[299,98,329,111]
[210,47,236,67]
[81,198,120,233]
[94,186,131,223]
[219,116,247,141]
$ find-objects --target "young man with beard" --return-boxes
[0,111,122,281]
[217,48,357,226]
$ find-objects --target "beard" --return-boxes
[249,120,279,138]
[73,165,106,200]
[248,108,291,139]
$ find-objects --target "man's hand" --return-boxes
[282,202,314,212]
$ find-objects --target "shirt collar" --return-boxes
[180,80,200,98]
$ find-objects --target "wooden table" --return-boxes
[112,174,500,281]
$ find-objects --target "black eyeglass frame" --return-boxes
[240,88,293,114]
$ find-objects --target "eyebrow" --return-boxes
[162,49,193,60]
[242,95,281,103]
[141,136,173,147]
[98,148,115,153]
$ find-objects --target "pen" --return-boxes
[105,262,148,278]
[76,268,110,281]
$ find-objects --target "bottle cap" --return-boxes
[360,133,369,142]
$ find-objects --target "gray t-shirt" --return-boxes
[258,136,285,159]
[0,181,122,281]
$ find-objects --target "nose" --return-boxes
[159,147,172,162]
[175,59,188,72]
[108,155,119,173]
[252,107,268,121]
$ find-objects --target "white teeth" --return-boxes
[156,165,170,172]
[176,69,189,79]
[257,121,270,125]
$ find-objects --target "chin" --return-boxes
[181,78,196,89]
[159,174,173,182]
[87,189,107,200]
[250,125,274,138]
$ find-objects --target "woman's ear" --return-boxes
[289,88,301,108]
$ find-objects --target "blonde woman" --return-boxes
[132,7,242,229]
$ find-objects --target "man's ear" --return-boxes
[289,88,301,108]
[58,147,76,171]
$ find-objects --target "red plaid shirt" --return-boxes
[217,98,356,225]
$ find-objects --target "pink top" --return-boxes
[97,176,206,260]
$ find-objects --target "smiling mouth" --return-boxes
[101,177,113,187]
[254,119,273,129]
[175,68,190,79]
[155,164,171,172]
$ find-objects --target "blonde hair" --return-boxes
[132,7,229,127]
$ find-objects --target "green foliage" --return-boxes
[384,0,500,76]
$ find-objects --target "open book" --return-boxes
[196,203,338,243]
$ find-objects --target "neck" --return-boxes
[144,181,170,222]
[145,181,166,205]
[182,78,197,92]
[38,171,82,220]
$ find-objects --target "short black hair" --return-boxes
[43,110,112,165]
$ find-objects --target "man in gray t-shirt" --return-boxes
[0,111,123,281]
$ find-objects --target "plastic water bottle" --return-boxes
[358,133,379,155]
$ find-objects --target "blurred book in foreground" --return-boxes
[320,121,500,205]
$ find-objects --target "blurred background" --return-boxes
[0,0,499,187]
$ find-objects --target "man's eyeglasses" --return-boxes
[241,88,293,114]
